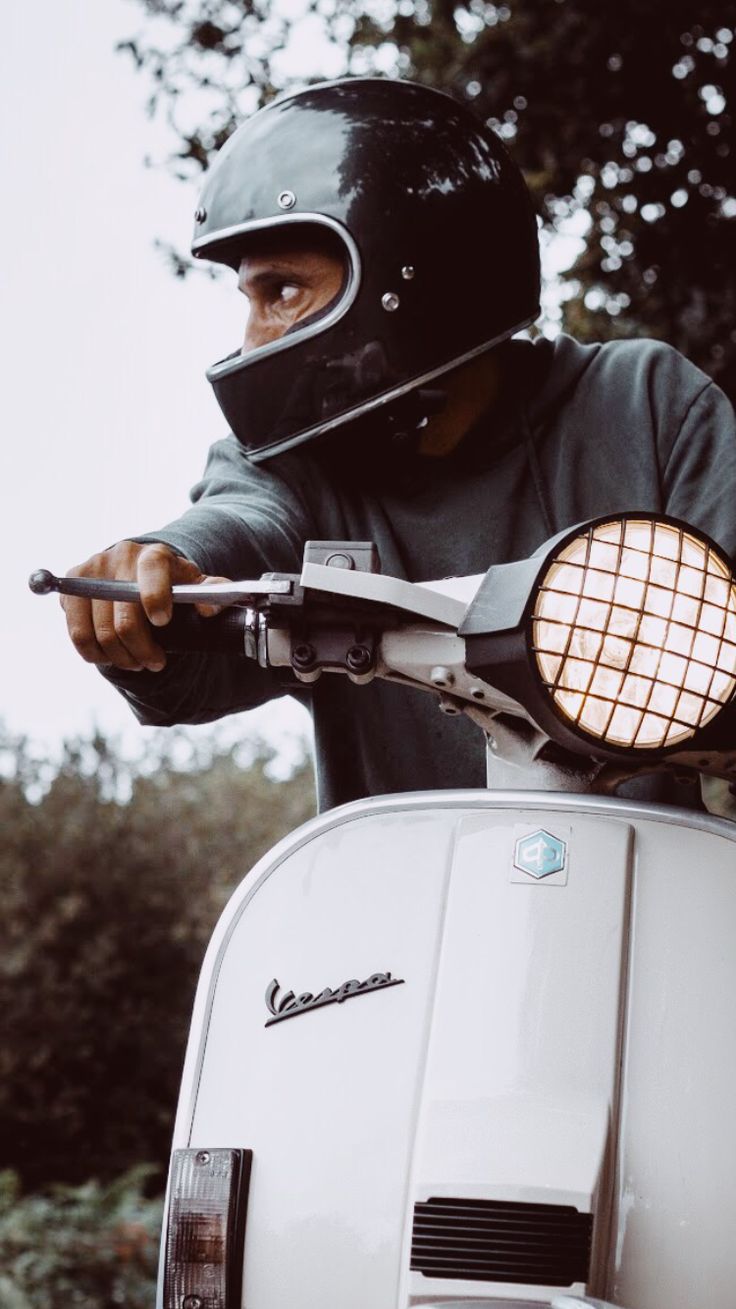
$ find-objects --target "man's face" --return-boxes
[238,238,345,353]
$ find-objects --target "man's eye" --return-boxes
[274,283,300,305]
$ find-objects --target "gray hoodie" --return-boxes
[104,334,736,811]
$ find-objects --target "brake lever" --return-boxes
[28,569,292,607]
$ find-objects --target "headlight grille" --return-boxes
[532,519,736,749]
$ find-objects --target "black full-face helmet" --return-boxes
[192,77,541,462]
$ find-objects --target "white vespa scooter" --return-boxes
[31,512,736,1309]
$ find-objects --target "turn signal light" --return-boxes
[162,1147,251,1309]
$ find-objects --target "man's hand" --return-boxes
[61,541,230,672]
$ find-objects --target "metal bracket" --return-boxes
[289,624,378,685]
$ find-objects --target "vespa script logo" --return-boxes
[265,971,404,1027]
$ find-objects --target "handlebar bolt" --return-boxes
[183,1297,203,1309]
[195,1151,211,1166]
[430,665,455,689]
[346,644,373,674]
[325,552,354,569]
[292,642,317,672]
[438,695,461,716]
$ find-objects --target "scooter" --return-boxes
[31,511,736,1309]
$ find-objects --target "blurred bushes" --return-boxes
[0,1166,162,1308]
[0,726,314,1189]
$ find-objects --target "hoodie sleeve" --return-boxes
[130,434,313,576]
[99,435,315,726]
[660,373,736,562]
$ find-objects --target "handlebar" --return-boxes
[28,569,260,657]
[28,569,290,606]
[28,527,736,793]
[153,607,255,655]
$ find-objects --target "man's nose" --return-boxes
[242,315,281,354]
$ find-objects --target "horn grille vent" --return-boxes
[411,1196,593,1287]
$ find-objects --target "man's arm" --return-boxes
[63,436,314,725]
[660,371,736,560]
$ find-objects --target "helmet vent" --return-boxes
[411,1196,593,1287]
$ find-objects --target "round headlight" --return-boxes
[532,518,736,750]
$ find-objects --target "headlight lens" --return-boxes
[532,519,736,749]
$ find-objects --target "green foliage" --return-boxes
[0,727,314,1189]
[0,1166,162,1308]
[119,0,736,399]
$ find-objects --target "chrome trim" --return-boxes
[179,787,734,1144]
[244,315,538,462]
[412,1303,550,1309]
[328,788,736,836]
[194,212,361,371]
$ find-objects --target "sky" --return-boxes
[1,0,311,761]
[1,0,583,765]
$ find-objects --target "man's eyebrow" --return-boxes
[238,263,308,292]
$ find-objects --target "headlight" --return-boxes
[532,518,736,750]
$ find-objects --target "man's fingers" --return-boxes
[137,545,201,627]
[61,544,233,667]
[90,599,146,671]
[62,593,110,665]
[193,575,233,617]
[61,545,179,670]
[137,549,234,621]
[112,601,166,671]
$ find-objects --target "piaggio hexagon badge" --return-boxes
[514,829,568,880]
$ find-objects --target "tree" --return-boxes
[119,0,736,399]
[0,728,314,1188]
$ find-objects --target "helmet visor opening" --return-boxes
[203,215,360,377]
[199,216,350,273]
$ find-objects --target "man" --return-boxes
[62,78,736,811]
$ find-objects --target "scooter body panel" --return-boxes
[612,814,736,1307]
[164,792,736,1309]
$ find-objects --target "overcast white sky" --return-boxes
[1,0,582,763]
[1,0,311,759]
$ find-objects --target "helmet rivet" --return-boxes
[194,206,207,224]
[382,292,400,312]
[401,265,415,280]
[278,190,297,210]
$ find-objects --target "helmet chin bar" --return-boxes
[211,321,526,465]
